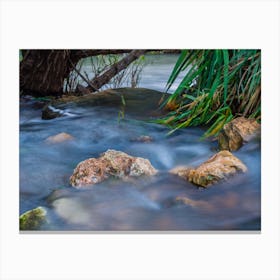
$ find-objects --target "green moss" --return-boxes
[20,207,47,230]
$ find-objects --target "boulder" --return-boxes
[170,151,247,187]
[20,207,47,230]
[43,88,169,120]
[70,149,157,188]
[45,132,74,144]
[218,117,260,151]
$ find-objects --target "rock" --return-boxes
[130,135,153,143]
[42,105,64,120]
[169,165,191,179]
[19,207,47,230]
[188,151,247,187]
[170,151,247,187]
[45,88,170,120]
[129,157,156,176]
[70,149,157,188]
[175,196,214,210]
[218,117,260,151]
[45,132,74,144]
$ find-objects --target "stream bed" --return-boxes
[20,55,261,231]
[20,96,261,231]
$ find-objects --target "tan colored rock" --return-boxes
[175,196,214,210]
[170,151,247,187]
[70,149,157,188]
[46,132,74,144]
[187,151,247,187]
[130,157,157,176]
[169,165,191,179]
[218,117,260,151]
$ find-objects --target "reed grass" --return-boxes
[157,50,261,137]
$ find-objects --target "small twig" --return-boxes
[68,58,97,92]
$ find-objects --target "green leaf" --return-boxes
[222,50,229,104]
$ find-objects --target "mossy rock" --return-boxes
[20,207,47,230]
[46,88,169,120]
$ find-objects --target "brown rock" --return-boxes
[187,151,247,187]
[130,135,153,143]
[170,151,247,187]
[218,117,260,151]
[45,132,74,144]
[169,166,191,179]
[175,196,214,210]
[70,149,157,188]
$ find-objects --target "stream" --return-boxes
[20,55,261,231]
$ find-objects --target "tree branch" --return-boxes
[85,50,147,92]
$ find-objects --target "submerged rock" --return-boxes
[170,151,247,187]
[218,117,260,151]
[130,135,153,143]
[70,149,157,188]
[175,196,214,210]
[45,132,74,144]
[42,88,169,120]
[20,207,47,230]
[42,105,64,120]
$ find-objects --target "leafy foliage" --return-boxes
[157,50,261,137]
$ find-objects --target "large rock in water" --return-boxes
[42,88,169,120]
[170,151,247,187]
[70,149,157,188]
[218,117,260,151]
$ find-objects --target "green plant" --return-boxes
[19,50,23,62]
[157,50,261,137]
[118,94,126,123]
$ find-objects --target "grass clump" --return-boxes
[157,50,261,137]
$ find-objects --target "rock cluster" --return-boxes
[70,149,157,188]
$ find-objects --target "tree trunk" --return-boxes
[20,49,178,96]
[20,50,74,96]
[20,49,134,96]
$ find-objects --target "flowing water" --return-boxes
[20,55,261,231]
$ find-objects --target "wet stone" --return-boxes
[218,117,260,151]
[42,105,64,120]
[170,151,247,187]
[70,149,157,188]
[130,135,153,143]
[45,132,74,144]
[20,207,47,230]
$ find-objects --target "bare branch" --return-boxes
[84,50,147,92]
